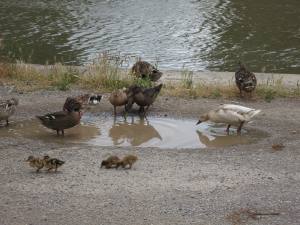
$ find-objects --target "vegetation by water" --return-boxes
[1,54,300,101]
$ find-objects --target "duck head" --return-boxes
[196,114,209,125]
[26,155,34,162]
[150,68,163,81]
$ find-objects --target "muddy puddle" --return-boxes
[0,115,267,149]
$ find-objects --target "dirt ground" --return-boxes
[0,85,300,225]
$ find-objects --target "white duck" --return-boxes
[196,104,261,134]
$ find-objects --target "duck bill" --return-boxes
[196,120,202,125]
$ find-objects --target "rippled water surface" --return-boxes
[0,0,299,73]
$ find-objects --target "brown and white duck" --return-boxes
[36,110,82,135]
[0,98,18,126]
[131,61,163,82]
[235,62,257,97]
[126,83,163,113]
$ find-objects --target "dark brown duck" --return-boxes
[36,111,82,135]
[131,61,162,82]
[235,62,257,97]
[126,83,163,113]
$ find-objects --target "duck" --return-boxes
[63,94,102,112]
[0,98,18,126]
[196,104,261,134]
[109,88,129,115]
[126,83,163,113]
[43,155,65,172]
[26,155,45,172]
[131,61,162,82]
[235,62,257,97]
[101,155,120,169]
[116,154,138,169]
[36,110,82,135]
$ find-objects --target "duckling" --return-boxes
[101,155,120,169]
[235,62,257,97]
[43,155,65,172]
[36,110,82,136]
[126,84,163,113]
[196,104,261,134]
[272,143,285,151]
[0,98,18,126]
[131,61,162,82]
[109,88,128,115]
[116,155,138,169]
[26,155,45,172]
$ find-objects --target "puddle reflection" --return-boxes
[0,115,267,149]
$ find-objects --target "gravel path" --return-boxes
[0,87,300,225]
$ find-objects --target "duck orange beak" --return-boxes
[196,120,202,125]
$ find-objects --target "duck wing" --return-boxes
[220,104,261,121]
[37,111,68,121]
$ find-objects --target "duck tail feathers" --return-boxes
[249,109,261,118]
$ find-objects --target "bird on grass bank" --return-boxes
[235,62,257,98]
[131,61,163,82]
[196,104,261,134]
[36,110,82,136]
[0,98,18,126]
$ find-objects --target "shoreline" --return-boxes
[4,63,300,86]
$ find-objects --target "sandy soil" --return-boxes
[0,86,300,225]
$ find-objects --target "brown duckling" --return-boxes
[0,98,18,126]
[101,155,120,169]
[36,110,82,136]
[43,155,65,172]
[131,61,162,82]
[116,155,138,169]
[109,88,129,115]
[26,155,45,172]
[126,84,163,113]
[272,143,285,151]
[235,62,257,97]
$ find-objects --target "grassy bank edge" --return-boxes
[1,57,300,102]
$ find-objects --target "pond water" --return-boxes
[0,0,299,73]
[0,115,267,149]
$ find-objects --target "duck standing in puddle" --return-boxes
[196,104,261,134]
